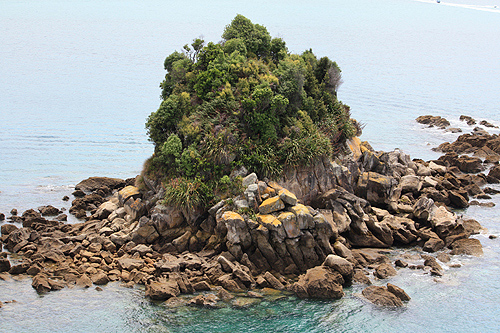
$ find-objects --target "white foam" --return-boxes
[412,0,500,13]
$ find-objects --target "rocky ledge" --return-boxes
[1,127,497,308]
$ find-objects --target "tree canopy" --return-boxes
[145,15,357,208]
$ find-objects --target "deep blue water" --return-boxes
[1,0,500,331]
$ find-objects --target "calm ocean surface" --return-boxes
[1,0,500,331]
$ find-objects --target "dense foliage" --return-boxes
[145,15,357,208]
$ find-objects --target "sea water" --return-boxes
[1,0,500,331]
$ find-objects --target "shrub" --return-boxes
[145,15,357,210]
[163,177,212,212]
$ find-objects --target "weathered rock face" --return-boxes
[450,238,483,256]
[356,171,396,206]
[145,278,180,300]
[292,266,345,299]
[75,177,126,193]
[365,283,411,307]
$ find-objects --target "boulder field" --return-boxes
[1,126,497,308]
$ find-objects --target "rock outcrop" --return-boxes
[0,127,492,306]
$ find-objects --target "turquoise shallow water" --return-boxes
[1,0,500,331]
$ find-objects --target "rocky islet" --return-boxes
[1,119,498,309]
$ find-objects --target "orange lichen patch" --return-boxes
[259,196,285,214]
[267,181,283,192]
[257,214,282,227]
[222,211,244,221]
[347,137,362,160]
[289,204,309,216]
[261,186,276,197]
[278,188,297,206]
[118,185,141,205]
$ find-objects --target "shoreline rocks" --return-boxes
[1,124,494,308]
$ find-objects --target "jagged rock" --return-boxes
[189,294,219,307]
[365,215,393,246]
[413,197,435,221]
[488,165,500,181]
[460,115,476,125]
[130,216,159,244]
[429,161,447,174]
[1,224,18,236]
[76,274,93,288]
[323,254,353,284]
[387,285,410,302]
[257,214,286,242]
[93,201,117,220]
[399,175,422,193]
[450,238,483,256]
[146,278,180,300]
[221,211,251,249]
[118,186,141,205]
[423,237,445,253]
[292,266,344,299]
[263,271,285,290]
[356,171,396,205]
[151,205,185,236]
[362,285,403,307]
[329,202,352,233]
[416,115,450,129]
[422,255,443,276]
[75,177,125,193]
[430,206,457,238]
[461,219,483,235]
[288,204,314,230]
[192,281,211,291]
[39,205,61,216]
[32,273,52,293]
[353,269,372,285]
[91,272,109,285]
[242,173,258,187]
[172,230,191,253]
[130,244,152,256]
[9,262,30,275]
[217,274,243,292]
[110,231,132,246]
[374,263,397,279]
[456,156,484,173]
[277,212,300,238]
[394,259,408,268]
[448,190,469,208]
[278,188,297,206]
[233,267,255,288]
[258,196,285,214]
[216,287,234,301]
[116,258,145,271]
[232,297,261,308]
[479,120,498,128]
[124,197,147,222]
[0,258,11,272]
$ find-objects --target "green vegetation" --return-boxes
[145,15,358,210]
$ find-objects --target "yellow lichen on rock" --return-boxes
[118,186,141,205]
[346,137,362,160]
[267,181,283,192]
[278,188,297,206]
[289,204,314,230]
[259,196,285,214]
[257,214,282,227]
[222,211,244,222]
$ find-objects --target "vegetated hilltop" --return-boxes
[144,15,359,211]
